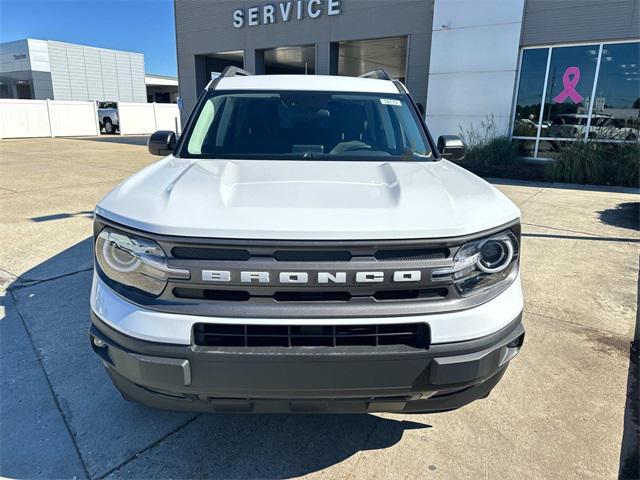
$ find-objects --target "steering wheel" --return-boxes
[343,144,372,152]
[330,141,372,154]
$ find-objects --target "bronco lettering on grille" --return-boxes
[201,270,423,284]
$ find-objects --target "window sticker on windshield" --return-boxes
[380,98,402,106]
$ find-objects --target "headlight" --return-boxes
[95,228,189,296]
[477,236,514,273]
[433,230,519,296]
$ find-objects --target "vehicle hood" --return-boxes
[96,157,520,240]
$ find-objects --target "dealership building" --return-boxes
[0,39,178,104]
[174,0,639,158]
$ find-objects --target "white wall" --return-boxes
[0,100,182,139]
[152,103,182,132]
[0,99,100,138]
[118,102,156,135]
[119,102,181,135]
[48,100,99,137]
[0,99,51,138]
[426,0,525,141]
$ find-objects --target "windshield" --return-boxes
[182,90,433,161]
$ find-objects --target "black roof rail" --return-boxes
[206,66,253,90]
[393,79,408,94]
[358,69,392,81]
[221,66,253,78]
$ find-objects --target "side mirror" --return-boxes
[148,130,177,156]
[437,135,466,161]
[416,103,425,115]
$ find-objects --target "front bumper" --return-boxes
[89,311,524,414]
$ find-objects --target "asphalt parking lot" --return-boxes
[1,137,638,479]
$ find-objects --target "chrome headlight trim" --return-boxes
[95,227,190,296]
[432,229,519,297]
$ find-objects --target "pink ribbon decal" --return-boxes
[553,66,584,104]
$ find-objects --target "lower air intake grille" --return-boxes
[193,323,430,349]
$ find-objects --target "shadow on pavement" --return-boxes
[108,414,430,479]
[618,269,639,480]
[2,238,431,479]
[9,238,94,286]
[30,210,94,223]
[68,136,150,146]
[598,202,640,232]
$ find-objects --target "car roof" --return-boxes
[557,114,589,118]
[214,74,403,94]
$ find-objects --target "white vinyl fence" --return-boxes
[0,100,59,138]
[0,99,181,139]
[118,102,182,135]
[50,100,101,137]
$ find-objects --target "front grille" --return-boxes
[173,288,251,301]
[373,288,447,301]
[374,248,448,261]
[96,215,520,319]
[171,246,449,262]
[173,287,449,303]
[162,237,461,318]
[273,291,352,302]
[172,247,251,261]
[272,250,353,262]
[193,323,430,348]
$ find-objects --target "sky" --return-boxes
[0,0,177,76]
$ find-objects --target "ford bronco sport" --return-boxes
[89,67,524,413]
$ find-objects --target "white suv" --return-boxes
[89,68,524,414]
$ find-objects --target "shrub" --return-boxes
[458,115,518,168]
[463,137,518,168]
[459,115,499,148]
[547,141,640,187]
[612,142,640,187]
[456,114,639,187]
[546,142,607,184]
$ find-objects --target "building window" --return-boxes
[15,80,33,99]
[0,81,9,98]
[511,41,640,158]
[544,45,599,140]
[512,48,548,138]
[594,42,640,141]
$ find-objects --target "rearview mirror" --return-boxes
[148,130,177,156]
[437,135,466,161]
